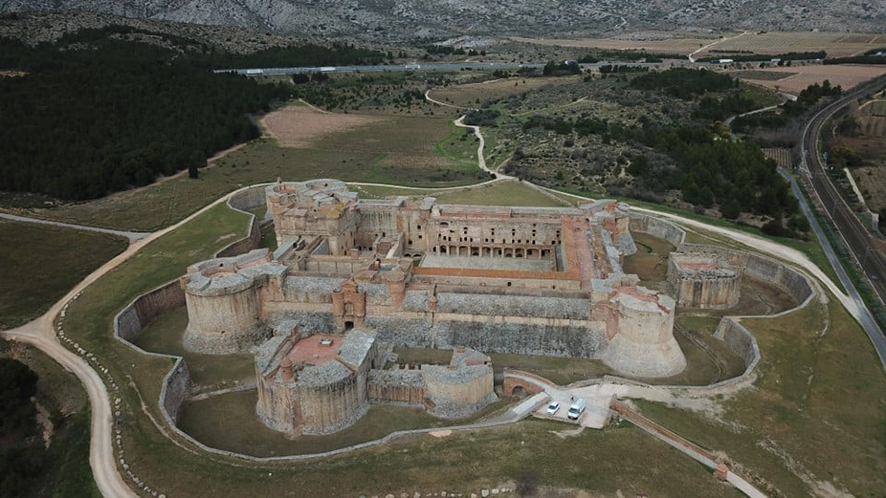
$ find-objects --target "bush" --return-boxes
[761,219,794,237]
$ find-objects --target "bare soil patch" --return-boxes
[736,65,886,94]
[262,104,387,148]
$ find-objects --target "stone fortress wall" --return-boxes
[182,180,685,379]
[107,185,821,460]
[255,329,381,435]
[677,243,814,304]
[667,252,742,309]
[367,346,497,419]
[112,186,271,429]
[628,213,818,384]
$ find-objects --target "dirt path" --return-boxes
[688,31,751,62]
[0,212,147,242]
[0,184,261,498]
[424,89,479,111]
[297,98,331,114]
[150,140,248,188]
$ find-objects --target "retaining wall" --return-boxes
[626,217,818,391]
[114,187,267,429]
[629,212,686,247]
[714,318,760,378]
[678,243,814,304]
[216,185,267,258]
[115,282,184,342]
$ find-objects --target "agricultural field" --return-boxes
[513,31,886,59]
[703,31,886,58]
[0,220,128,330]
[509,33,725,55]
[762,148,793,169]
[829,95,886,213]
[734,64,886,94]
[261,103,386,147]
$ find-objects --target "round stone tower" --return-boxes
[602,287,686,378]
[181,262,265,354]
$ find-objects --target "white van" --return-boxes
[567,398,587,420]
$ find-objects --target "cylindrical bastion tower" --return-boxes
[602,287,686,378]
[180,255,267,354]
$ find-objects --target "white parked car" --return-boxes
[567,398,587,420]
[546,401,560,415]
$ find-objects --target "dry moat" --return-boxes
[130,183,799,457]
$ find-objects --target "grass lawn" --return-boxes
[135,306,255,390]
[434,181,569,207]
[622,231,675,290]
[177,391,515,457]
[635,291,886,496]
[0,220,128,330]
[349,184,443,198]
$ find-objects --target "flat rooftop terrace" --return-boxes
[419,254,556,272]
[286,334,340,366]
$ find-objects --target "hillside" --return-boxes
[1,0,884,42]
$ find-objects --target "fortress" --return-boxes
[179,179,691,434]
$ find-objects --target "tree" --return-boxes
[627,154,651,177]
[0,359,38,438]
[721,199,741,219]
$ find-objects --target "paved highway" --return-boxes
[213,60,682,76]
[799,74,886,368]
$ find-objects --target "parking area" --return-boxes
[532,389,613,429]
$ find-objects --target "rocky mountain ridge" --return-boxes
[1,0,883,42]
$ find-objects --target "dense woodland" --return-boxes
[0,27,385,200]
[0,356,96,498]
[629,68,737,99]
